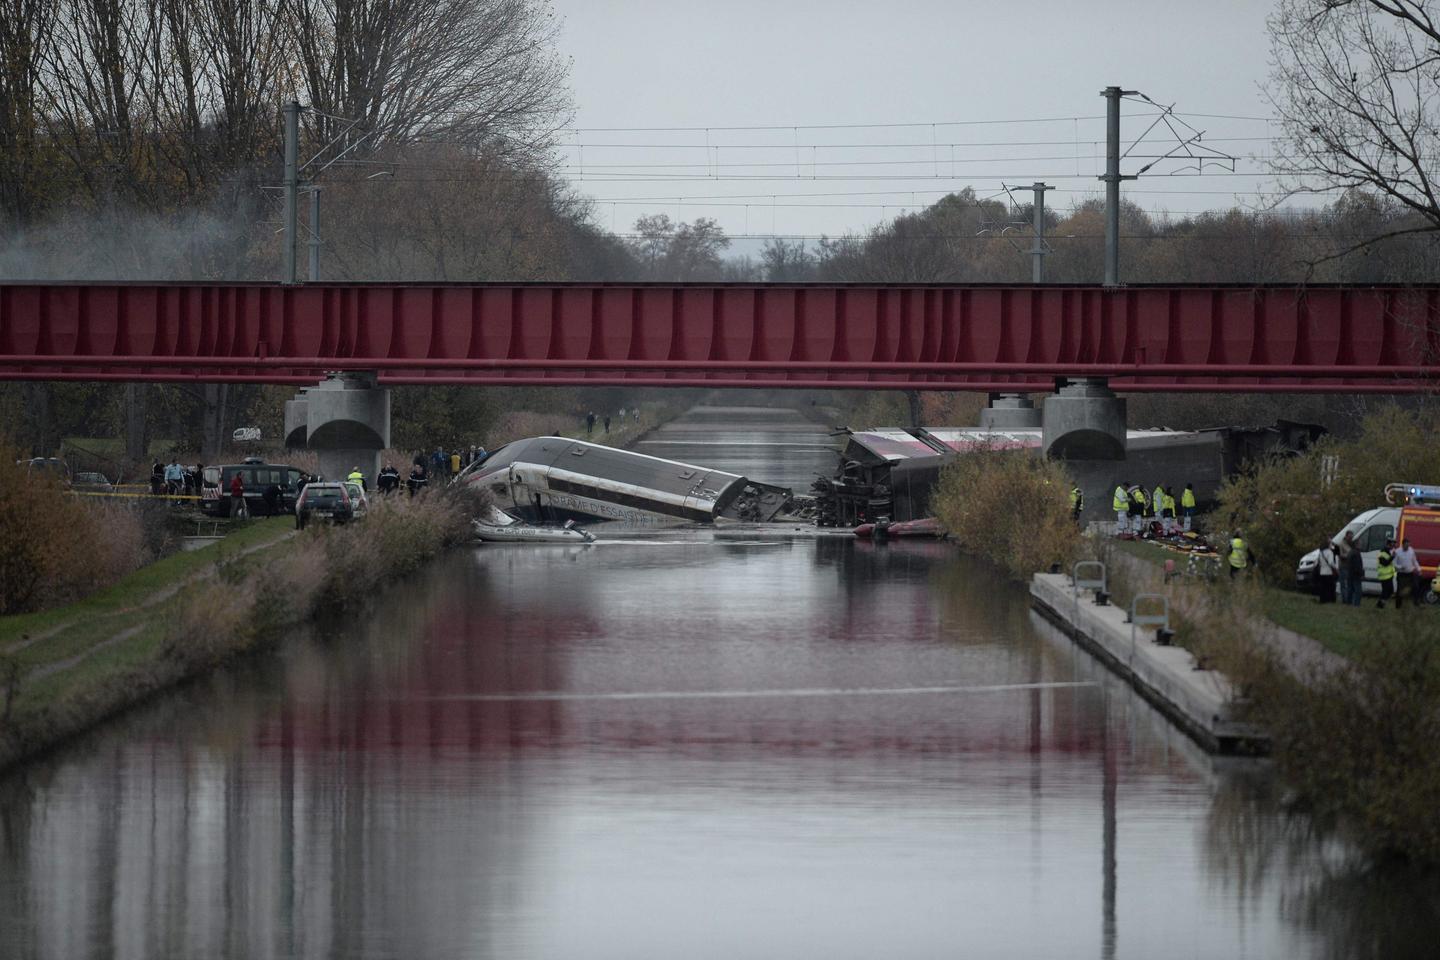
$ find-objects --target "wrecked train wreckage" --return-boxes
[459,437,794,525]
[812,421,1325,528]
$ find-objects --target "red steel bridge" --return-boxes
[0,282,1437,393]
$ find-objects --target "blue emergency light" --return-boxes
[1406,484,1440,506]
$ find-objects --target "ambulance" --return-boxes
[1296,483,1440,600]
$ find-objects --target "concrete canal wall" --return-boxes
[1029,572,1269,755]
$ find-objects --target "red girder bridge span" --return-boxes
[1,282,1437,393]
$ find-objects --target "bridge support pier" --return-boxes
[283,372,390,483]
[1042,378,1126,460]
[979,393,1042,430]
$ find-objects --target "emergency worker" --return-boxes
[348,466,365,491]
[1070,486,1084,525]
[1229,532,1249,579]
[1181,483,1197,532]
[1128,485,1145,531]
[1163,486,1177,535]
[1376,540,1398,608]
[1152,483,1165,524]
[1113,482,1130,534]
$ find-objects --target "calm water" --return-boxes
[0,406,1436,960]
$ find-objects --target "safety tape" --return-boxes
[68,490,204,500]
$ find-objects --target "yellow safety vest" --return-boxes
[1181,488,1196,509]
[347,471,363,484]
[1377,551,1396,581]
[1229,537,1248,569]
[1113,486,1127,511]
[1163,493,1176,512]
[1070,487,1082,510]
[1153,487,1165,512]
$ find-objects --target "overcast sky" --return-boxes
[550,0,1292,247]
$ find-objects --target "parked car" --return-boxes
[16,457,69,485]
[343,480,370,518]
[72,471,114,493]
[295,482,355,529]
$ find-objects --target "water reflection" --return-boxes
[0,407,1438,958]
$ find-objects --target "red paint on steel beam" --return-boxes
[0,353,1434,379]
[3,283,1440,386]
[4,369,1433,394]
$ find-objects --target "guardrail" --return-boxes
[1128,593,1171,656]
[1071,560,1107,623]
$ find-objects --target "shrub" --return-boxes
[1249,615,1440,861]
[1213,407,1440,583]
[931,447,1080,580]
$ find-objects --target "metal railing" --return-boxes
[1129,593,1171,656]
[1071,561,1107,621]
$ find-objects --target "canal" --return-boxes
[0,405,1435,959]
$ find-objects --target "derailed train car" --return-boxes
[460,436,793,524]
[812,419,1326,527]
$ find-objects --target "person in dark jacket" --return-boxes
[1345,532,1364,606]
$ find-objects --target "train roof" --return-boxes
[466,436,750,502]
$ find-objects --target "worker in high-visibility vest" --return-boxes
[1152,484,1165,524]
[1069,486,1083,525]
[1181,483,1197,532]
[1113,482,1130,535]
[347,467,366,491]
[1228,532,1249,579]
[1162,486,1177,535]
[1376,540,1397,609]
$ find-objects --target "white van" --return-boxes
[1295,506,1399,595]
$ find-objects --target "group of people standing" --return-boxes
[427,445,487,480]
[151,458,203,497]
[1313,534,1427,608]
[584,408,641,437]
[1111,480,1198,536]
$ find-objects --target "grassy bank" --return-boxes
[0,487,485,774]
[1102,537,1376,659]
[1088,533,1440,862]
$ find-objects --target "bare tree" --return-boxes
[761,238,815,281]
[1266,0,1440,249]
[286,0,570,159]
[0,0,54,225]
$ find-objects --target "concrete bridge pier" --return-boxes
[283,372,391,483]
[1041,378,1126,460]
[978,393,1042,430]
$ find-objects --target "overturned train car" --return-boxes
[460,436,793,524]
[812,420,1323,527]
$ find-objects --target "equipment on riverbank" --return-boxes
[853,517,945,540]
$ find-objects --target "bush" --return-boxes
[931,447,1080,580]
[0,449,159,614]
[1250,615,1440,861]
[1213,407,1440,583]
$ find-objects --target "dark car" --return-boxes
[17,457,69,485]
[72,471,114,493]
[295,482,355,529]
